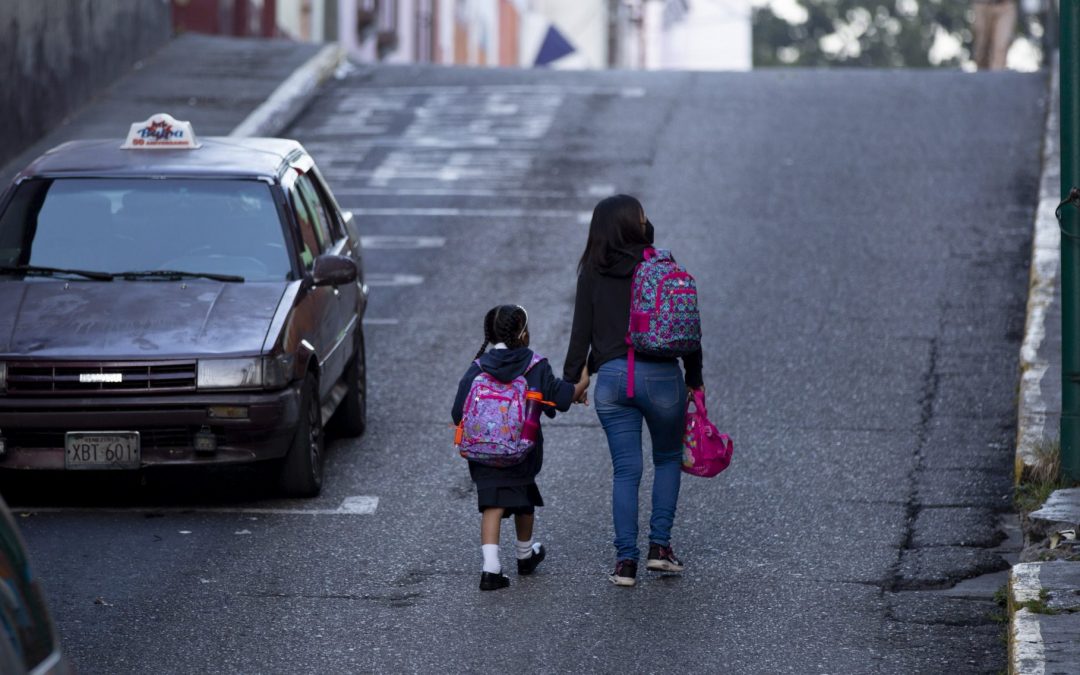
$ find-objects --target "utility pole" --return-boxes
[1062,0,1080,479]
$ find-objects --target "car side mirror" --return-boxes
[311,254,357,287]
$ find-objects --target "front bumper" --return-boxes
[0,386,301,470]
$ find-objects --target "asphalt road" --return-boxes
[14,65,1046,673]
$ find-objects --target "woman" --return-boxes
[564,194,704,587]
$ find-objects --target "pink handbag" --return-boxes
[681,389,732,477]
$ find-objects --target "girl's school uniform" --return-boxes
[451,347,574,516]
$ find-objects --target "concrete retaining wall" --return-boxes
[0,0,172,169]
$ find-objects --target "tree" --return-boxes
[752,0,1046,68]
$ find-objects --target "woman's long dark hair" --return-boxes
[578,194,650,274]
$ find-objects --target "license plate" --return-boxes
[65,432,141,470]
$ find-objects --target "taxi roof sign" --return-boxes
[121,113,200,149]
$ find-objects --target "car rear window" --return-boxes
[0,178,292,281]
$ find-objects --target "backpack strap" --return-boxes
[524,352,546,374]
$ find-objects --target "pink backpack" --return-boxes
[682,389,732,477]
[456,353,545,467]
[626,247,701,397]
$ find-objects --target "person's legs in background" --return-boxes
[972,1,993,70]
[989,0,1017,71]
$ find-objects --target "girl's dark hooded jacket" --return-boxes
[452,347,574,490]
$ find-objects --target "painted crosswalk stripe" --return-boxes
[360,235,446,249]
[365,273,424,287]
[347,207,587,220]
[15,495,380,516]
[337,187,576,198]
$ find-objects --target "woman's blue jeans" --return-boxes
[595,357,686,562]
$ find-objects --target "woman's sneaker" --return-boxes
[646,544,685,572]
[609,559,637,586]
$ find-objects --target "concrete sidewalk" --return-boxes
[1,32,340,184]
[1010,59,1080,674]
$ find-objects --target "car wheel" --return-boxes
[330,330,367,437]
[278,373,324,497]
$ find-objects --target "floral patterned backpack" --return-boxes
[455,353,545,467]
[625,247,702,397]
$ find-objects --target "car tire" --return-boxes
[278,373,324,497]
[330,330,367,437]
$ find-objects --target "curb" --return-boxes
[1016,58,1061,484]
[1010,561,1080,674]
[1010,563,1046,674]
[230,43,344,138]
[1010,55,1065,675]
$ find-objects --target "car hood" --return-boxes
[0,280,288,359]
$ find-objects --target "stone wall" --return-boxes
[0,0,172,169]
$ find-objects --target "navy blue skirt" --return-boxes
[476,483,544,516]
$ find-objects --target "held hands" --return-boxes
[573,366,590,406]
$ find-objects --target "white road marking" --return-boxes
[365,273,424,287]
[362,318,400,325]
[336,84,642,96]
[360,235,446,249]
[347,207,587,220]
[15,495,379,516]
[335,187,576,198]
[588,184,615,196]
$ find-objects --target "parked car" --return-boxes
[0,494,69,674]
[0,114,368,496]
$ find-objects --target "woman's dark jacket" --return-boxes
[563,243,703,387]
[452,347,574,490]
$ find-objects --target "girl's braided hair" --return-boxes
[472,305,528,361]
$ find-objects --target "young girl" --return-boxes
[451,304,586,590]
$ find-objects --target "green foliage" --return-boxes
[752,0,1044,68]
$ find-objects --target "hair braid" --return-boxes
[491,305,527,349]
[472,307,497,361]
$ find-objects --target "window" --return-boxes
[295,174,335,251]
[0,178,291,281]
[289,177,322,270]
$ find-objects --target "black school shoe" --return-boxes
[479,571,510,591]
[609,559,637,587]
[646,543,685,573]
[517,544,546,575]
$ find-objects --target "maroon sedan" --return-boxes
[0,114,367,496]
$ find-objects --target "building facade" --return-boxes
[172,0,751,70]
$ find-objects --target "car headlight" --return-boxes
[197,358,262,390]
[197,355,294,390]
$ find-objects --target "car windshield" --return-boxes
[0,178,291,282]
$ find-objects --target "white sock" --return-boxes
[516,539,536,560]
[482,544,501,574]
